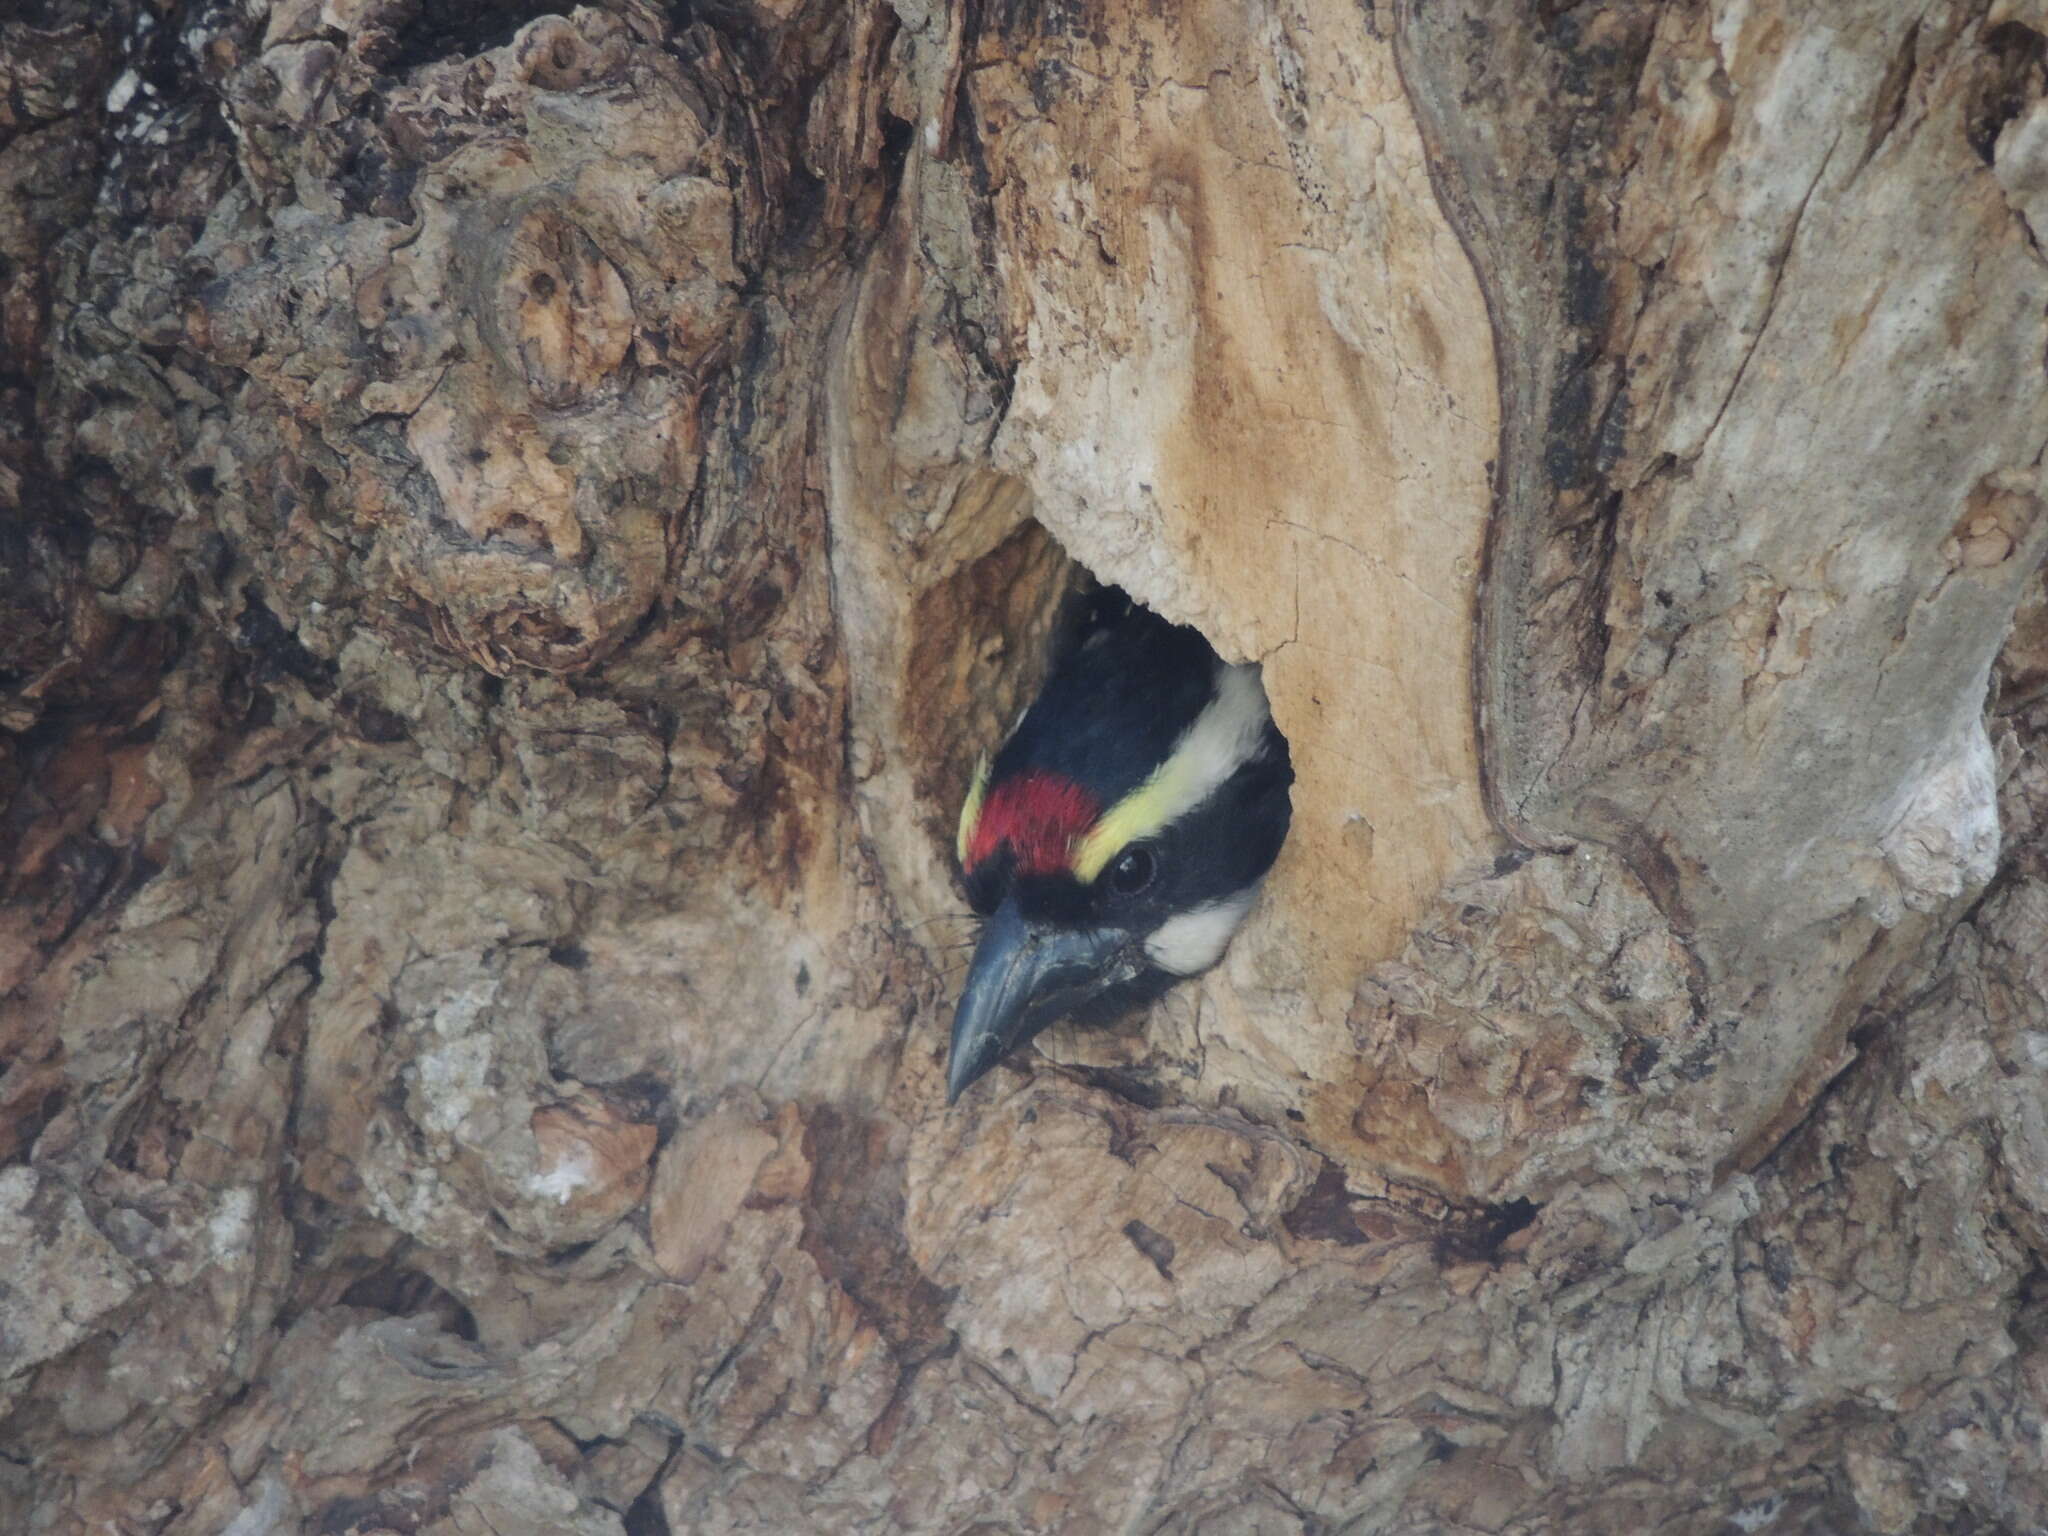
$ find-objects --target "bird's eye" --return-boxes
[1108,846,1156,896]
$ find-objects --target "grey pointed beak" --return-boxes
[946,897,1127,1105]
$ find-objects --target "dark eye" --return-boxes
[1108,846,1156,896]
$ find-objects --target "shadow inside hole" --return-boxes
[337,1263,480,1342]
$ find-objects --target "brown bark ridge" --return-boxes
[2,0,2046,1531]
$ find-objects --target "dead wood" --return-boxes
[2,1,2046,1531]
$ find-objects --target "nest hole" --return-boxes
[338,1263,480,1342]
[908,508,1294,928]
[386,1,567,71]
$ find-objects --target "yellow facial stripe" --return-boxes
[1072,663,1269,883]
[956,755,990,866]
[1071,763,1195,882]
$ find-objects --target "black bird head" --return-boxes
[946,589,1293,1103]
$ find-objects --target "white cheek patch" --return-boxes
[1143,887,1260,976]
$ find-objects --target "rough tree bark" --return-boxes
[3,0,2047,1531]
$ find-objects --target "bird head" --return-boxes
[946,591,1292,1103]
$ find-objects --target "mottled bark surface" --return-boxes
[3,2,2047,1532]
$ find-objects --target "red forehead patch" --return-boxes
[966,770,1099,877]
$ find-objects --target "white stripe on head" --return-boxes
[1143,886,1260,975]
[1073,662,1273,883]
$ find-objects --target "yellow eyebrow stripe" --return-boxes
[1072,761,1197,882]
[956,755,990,866]
[1072,664,1270,883]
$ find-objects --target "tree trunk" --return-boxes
[4,0,2047,1530]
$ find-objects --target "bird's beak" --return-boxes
[947,896,1127,1105]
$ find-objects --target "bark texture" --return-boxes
[3,1,2047,1532]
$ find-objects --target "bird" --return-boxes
[946,586,1293,1104]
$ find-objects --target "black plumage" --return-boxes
[947,586,1293,1103]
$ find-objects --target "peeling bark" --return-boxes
[3,1,2047,1532]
